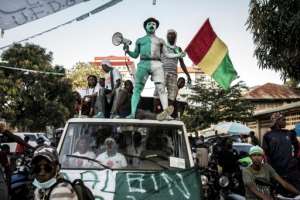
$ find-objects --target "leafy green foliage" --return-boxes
[247,0,300,80]
[0,43,74,131]
[284,78,299,88]
[182,77,254,131]
[67,62,103,90]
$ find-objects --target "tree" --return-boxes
[0,67,18,121]
[68,62,104,90]
[182,77,254,131]
[0,43,74,131]
[247,0,300,80]
[284,78,299,88]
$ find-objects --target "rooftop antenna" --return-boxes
[153,0,156,5]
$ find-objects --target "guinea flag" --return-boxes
[185,19,237,90]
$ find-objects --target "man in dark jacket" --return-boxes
[263,112,300,190]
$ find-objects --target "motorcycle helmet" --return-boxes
[31,145,59,165]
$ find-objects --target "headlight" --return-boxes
[201,175,208,186]
[16,158,22,167]
[219,176,229,188]
[233,178,239,188]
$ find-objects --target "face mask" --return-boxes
[33,177,57,189]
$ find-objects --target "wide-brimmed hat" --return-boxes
[143,17,159,29]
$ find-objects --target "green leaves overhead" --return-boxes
[247,0,300,80]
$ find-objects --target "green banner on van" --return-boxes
[114,168,202,200]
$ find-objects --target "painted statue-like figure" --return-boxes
[123,17,185,120]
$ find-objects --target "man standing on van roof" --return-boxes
[123,17,185,120]
[153,29,191,109]
[101,60,121,118]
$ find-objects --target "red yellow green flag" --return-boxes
[185,19,237,90]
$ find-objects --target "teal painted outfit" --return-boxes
[125,19,183,118]
[127,37,181,116]
[127,34,165,116]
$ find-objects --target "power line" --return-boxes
[0,0,123,50]
[0,65,65,76]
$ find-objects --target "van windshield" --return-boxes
[59,122,190,170]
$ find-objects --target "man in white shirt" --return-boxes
[101,60,121,118]
[72,136,96,168]
[96,137,127,169]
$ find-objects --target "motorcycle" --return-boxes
[199,136,246,200]
[200,166,245,200]
[10,149,34,200]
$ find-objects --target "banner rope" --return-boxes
[0,65,65,76]
[0,0,123,50]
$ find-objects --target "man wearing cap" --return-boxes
[96,137,127,169]
[31,146,78,200]
[242,146,300,200]
[123,17,185,120]
[153,29,191,116]
[262,112,300,190]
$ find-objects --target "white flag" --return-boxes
[0,0,87,30]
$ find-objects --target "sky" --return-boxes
[0,0,282,87]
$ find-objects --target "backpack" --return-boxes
[46,178,95,200]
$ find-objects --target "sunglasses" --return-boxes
[33,164,53,174]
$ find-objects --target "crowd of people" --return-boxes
[73,17,191,121]
[194,112,300,200]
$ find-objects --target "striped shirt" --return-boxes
[34,182,78,200]
[161,45,180,75]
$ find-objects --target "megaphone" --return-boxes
[112,32,132,46]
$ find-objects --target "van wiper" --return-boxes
[66,154,111,170]
[123,153,169,170]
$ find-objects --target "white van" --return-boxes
[57,118,202,200]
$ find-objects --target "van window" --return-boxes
[59,122,189,170]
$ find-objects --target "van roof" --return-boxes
[67,118,185,126]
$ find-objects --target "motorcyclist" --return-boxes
[216,137,239,173]
[31,145,78,200]
[242,146,300,200]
